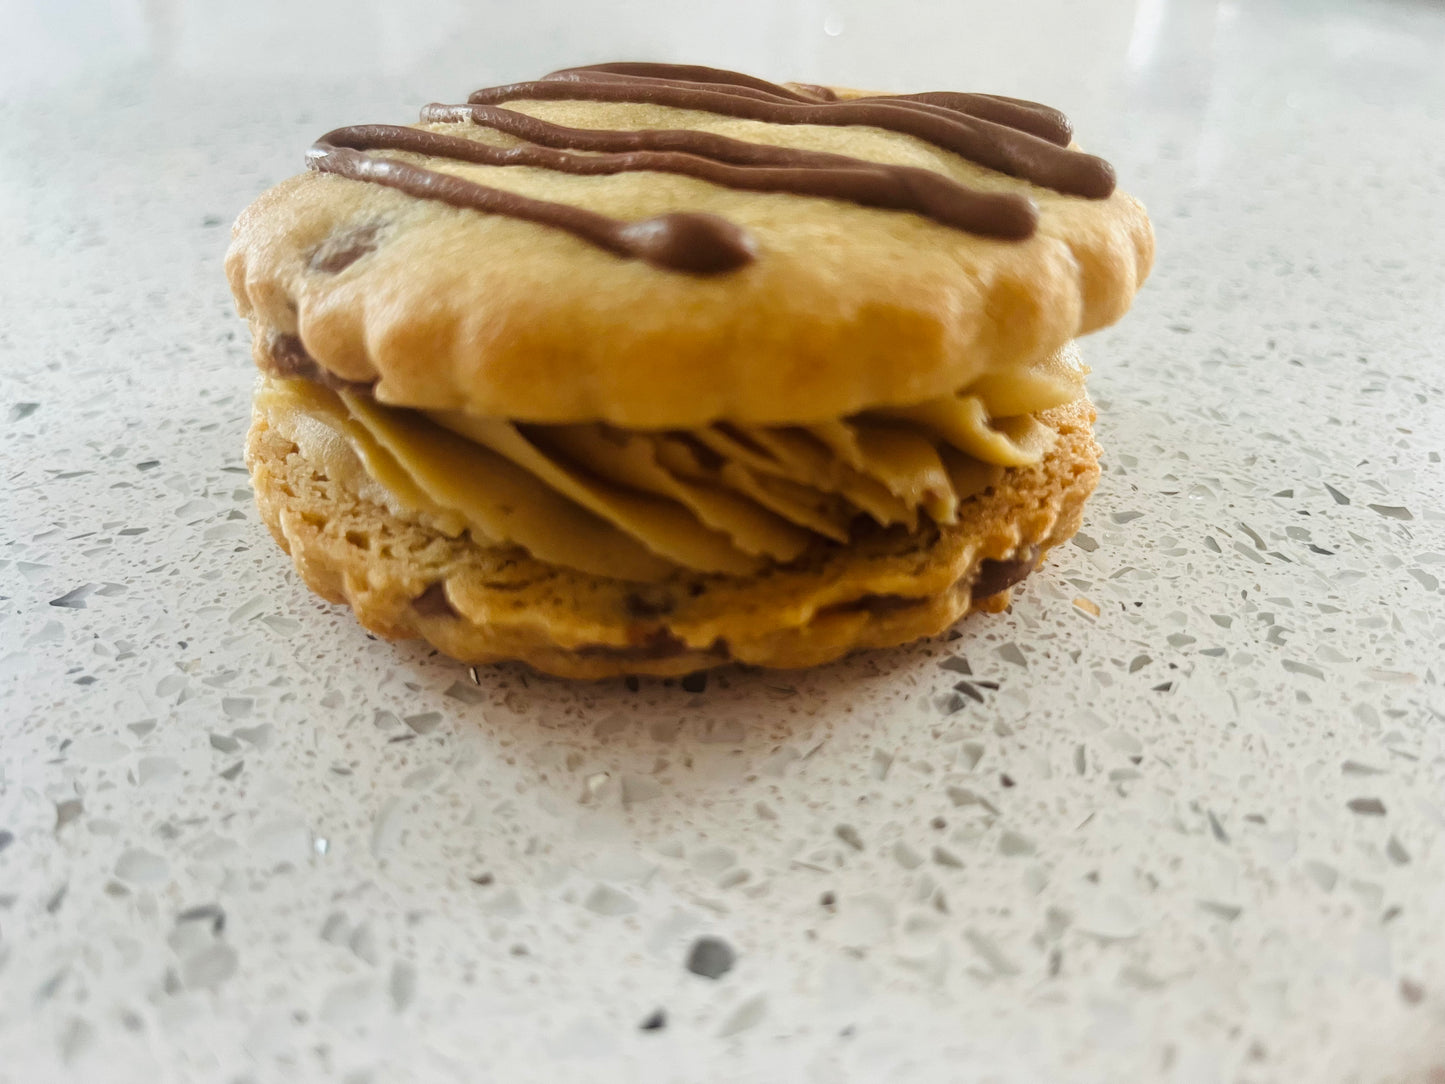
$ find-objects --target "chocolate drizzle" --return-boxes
[306,61,1114,274]
[497,64,1109,195]
[307,142,755,273]
[361,111,1036,237]
[556,63,1075,146]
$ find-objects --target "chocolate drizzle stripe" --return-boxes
[555,63,1074,146]
[367,109,1038,238]
[489,69,1111,197]
[563,62,835,104]
[880,93,1072,146]
[304,62,1115,274]
[307,143,756,273]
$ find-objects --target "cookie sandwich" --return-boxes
[229,62,1153,678]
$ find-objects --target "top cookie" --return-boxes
[227,63,1153,427]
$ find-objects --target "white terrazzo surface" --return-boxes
[3,1,1445,1081]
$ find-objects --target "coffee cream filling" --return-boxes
[256,344,1086,583]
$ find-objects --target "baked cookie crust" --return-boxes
[227,90,1152,427]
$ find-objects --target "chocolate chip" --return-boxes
[624,589,675,618]
[680,672,707,693]
[412,583,458,619]
[265,334,313,379]
[971,546,1042,599]
[821,593,926,617]
[577,630,689,660]
[261,335,375,394]
[308,221,384,274]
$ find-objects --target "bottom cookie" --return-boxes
[245,398,1101,679]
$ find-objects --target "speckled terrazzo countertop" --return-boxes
[2,1,1444,1081]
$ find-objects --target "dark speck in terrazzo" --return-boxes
[210,732,240,754]
[953,680,985,704]
[177,904,226,934]
[997,643,1027,668]
[1198,900,1242,922]
[9,402,39,421]
[1208,811,1230,844]
[937,691,969,715]
[1342,760,1386,777]
[640,1009,667,1031]
[0,829,14,853]
[54,801,82,832]
[444,680,487,705]
[685,936,735,979]
[1323,483,1351,506]
[1347,798,1387,816]
[49,585,96,609]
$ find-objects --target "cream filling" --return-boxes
[255,343,1086,582]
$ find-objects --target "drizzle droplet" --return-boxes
[618,213,757,273]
